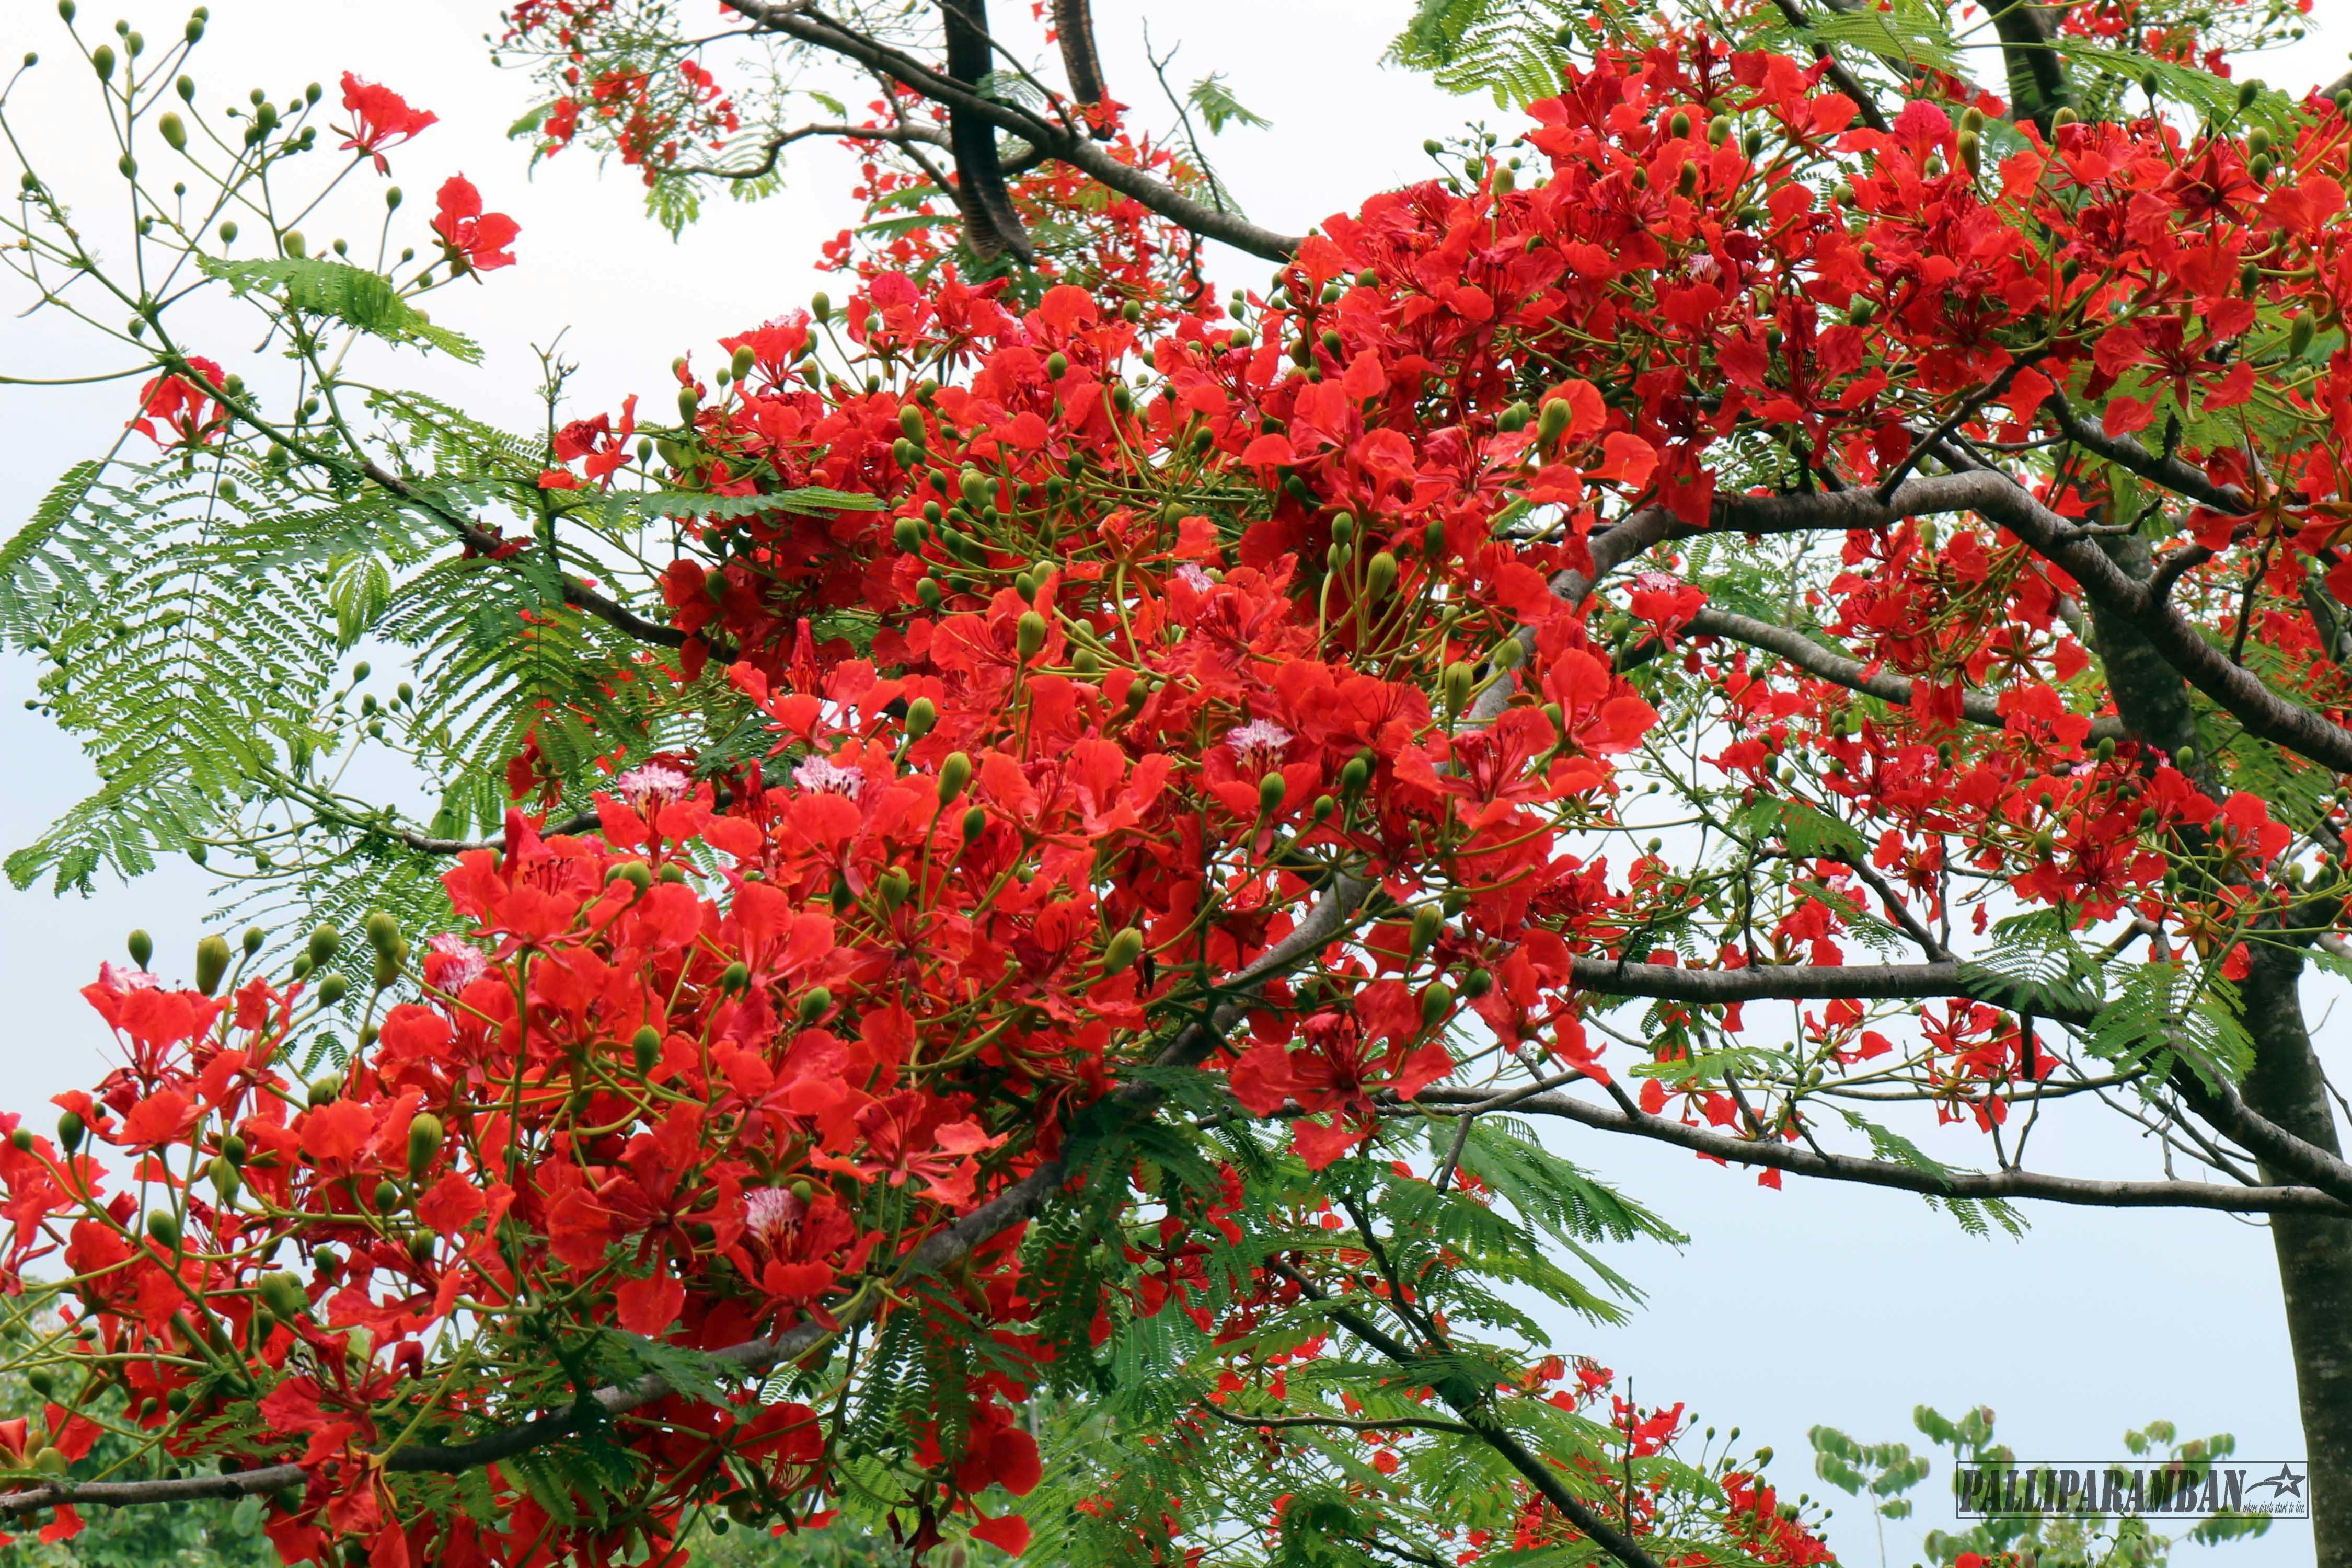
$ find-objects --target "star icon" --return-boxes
[2250,1464,2306,1500]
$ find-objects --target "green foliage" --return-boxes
[1385,0,1589,107]
[1812,1402,2272,1568]
[1186,75,1272,135]
[198,258,482,364]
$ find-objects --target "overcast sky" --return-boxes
[1,3,2347,1563]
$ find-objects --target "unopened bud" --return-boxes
[938,751,972,803]
[405,1113,443,1179]
[1102,927,1145,976]
[195,934,231,996]
[632,1025,661,1074]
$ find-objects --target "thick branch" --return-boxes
[721,1,1304,260]
[1712,474,2352,777]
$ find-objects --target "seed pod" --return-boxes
[406,1113,444,1179]
[195,934,231,996]
[146,1208,181,1250]
[1420,984,1454,1030]
[128,929,154,970]
[1365,551,1399,604]
[632,1025,661,1074]
[1101,927,1145,976]
[57,1111,83,1153]
[961,805,986,840]
[938,751,973,803]
[797,986,832,1024]
[1017,609,1048,661]
[1537,397,1573,444]
[905,696,937,739]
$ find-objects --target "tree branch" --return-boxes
[1411,1086,2352,1216]
[720,1,1305,261]
[1686,604,2125,743]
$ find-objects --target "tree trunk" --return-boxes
[2238,946,2352,1568]
[2091,534,2352,1560]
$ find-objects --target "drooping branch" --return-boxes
[1411,1086,2352,1216]
[939,0,1036,263]
[1270,1261,1662,1568]
[1051,0,1108,107]
[1686,604,2126,742]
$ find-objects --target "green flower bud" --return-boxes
[195,934,231,996]
[243,926,264,955]
[406,1113,443,1179]
[31,1446,66,1477]
[632,1025,661,1075]
[811,291,831,322]
[961,804,986,840]
[259,1270,308,1321]
[1365,551,1398,603]
[1420,983,1454,1030]
[938,751,973,803]
[307,925,340,967]
[1017,609,1048,661]
[2290,316,2316,358]
[146,1208,181,1250]
[1101,927,1145,976]
[796,986,832,1024]
[209,1155,240,1205]
[57,1111,83,1154]
[1443,661,1475,715]
[1460,966,1494,1000]
[372,1179,401,1214]
[364,910,401,957]
[1047,351,1069,378]
[1258,771,1287,816]
[1340,755,1371,795]
[92,43,114,80]
[307,1074,341,1109]
[905,696,937,739]
[719,961,751,994]
[1410,904,1444,957]
[223,1134,246,1167]
[615,860,654,892]
[128,929,153,970]
[1537,397,1573,444]
[316,972,348,1007]
[159,111,187,151]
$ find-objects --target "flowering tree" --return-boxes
[2,0,2350,1565]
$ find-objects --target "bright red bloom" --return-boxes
[128,355,226,449]
[336,73,439,173]
[430,175,520,272]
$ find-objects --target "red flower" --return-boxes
[336,73,438,174]
[128,356,226,449]
[430,176,520,273]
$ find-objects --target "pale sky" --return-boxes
[1,3,2347,1563]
